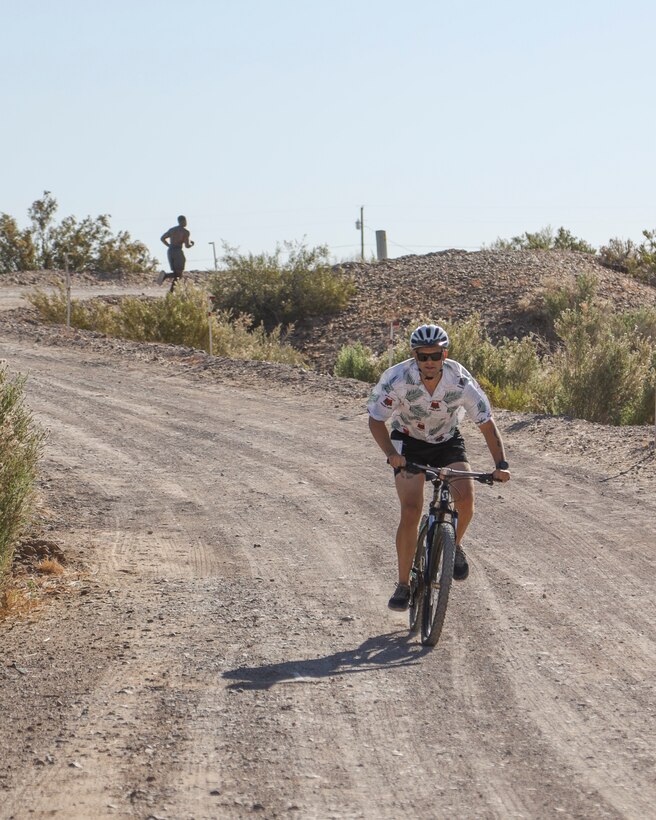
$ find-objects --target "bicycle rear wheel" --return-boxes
[421,521,456,647]
[408,515,427,633]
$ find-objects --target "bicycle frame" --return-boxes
[411,463,493,542]
[416,474,459,594]
[428,473,458,529]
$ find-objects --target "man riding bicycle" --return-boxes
[367,323,511,611]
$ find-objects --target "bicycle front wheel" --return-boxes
[421,521,456,647]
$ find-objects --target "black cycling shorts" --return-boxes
[390,429,469,478]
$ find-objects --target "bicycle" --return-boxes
[404,463,497,647]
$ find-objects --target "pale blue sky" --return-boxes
[2,0,654,269]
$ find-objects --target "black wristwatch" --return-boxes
[496,460,509,471]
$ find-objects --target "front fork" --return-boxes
[411,505,458,592]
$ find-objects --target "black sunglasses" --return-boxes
[416,351,444,362]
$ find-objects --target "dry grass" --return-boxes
[0,551,72,620]
[36,558,65,575]
[26,282,307,365]
[0,584,41,619]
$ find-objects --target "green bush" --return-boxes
[334,343,381,382]
[633,229,656,283]
[476,377,535,413]
[27,283,306,365]
[334,339,411,382]
[551,305,655,425]
[519,273,600,336]
[615,306,656,343]
[27,284,117,333]
[598,237,638,273]
[0,368,44,593]
[445,308,654,423]
[209,240,355,329]
[487,225,595,253]
[598,229,656,284]
[542,273,599,322]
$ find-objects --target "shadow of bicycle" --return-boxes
[222,630,430,690]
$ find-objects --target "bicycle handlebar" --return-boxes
[401,461,498,485]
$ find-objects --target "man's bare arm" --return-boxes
[478,419,510,481]
[369,416,405,468]
[160,229,172,246]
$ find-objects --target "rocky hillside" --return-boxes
[289,249,656,371]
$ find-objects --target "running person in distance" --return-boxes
[367,323,511,611]
[159,215,194,293]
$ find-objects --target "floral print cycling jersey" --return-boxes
[367,358,492,443]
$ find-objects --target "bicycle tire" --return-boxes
[408,515,428,633]
[421,521,456,647]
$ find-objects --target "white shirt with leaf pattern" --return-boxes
[367,358,492,443]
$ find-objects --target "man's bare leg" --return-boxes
[394,470,425,584]
[447,461,474,544]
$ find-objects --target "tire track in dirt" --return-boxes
[2,338,655,819]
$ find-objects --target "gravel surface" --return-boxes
[1,258,655,818]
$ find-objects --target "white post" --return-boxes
[64,255,71,329]
[388,319,399,367]
[208,294,215,355]
[376,230,388,261]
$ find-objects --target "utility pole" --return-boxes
[355,206,364,260]
[209,241,218,271]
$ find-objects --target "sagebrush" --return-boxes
[27,282,306,365]
[209,240,355,329]
[0,368,44,596]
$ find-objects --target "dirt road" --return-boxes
[0,285,164,312]
[1,335,655,819]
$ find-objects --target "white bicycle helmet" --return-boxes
[409,323,449,349]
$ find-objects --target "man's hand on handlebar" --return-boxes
[493,468,511,483]
[386,453,406,469]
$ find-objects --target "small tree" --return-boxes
[50,214,110,272]
[94,230,156,274]
[9,191,158,274]
[0,213,37,272]
[28,191,58,269]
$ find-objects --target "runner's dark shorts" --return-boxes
[390,429,469,478]
[167,246,186,275]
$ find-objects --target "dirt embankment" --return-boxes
[4,249,656,372]
[289,249,656,370]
